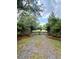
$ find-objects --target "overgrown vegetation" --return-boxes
[17,11,38,36]
[46,13,61,38]
[17,0,42,37]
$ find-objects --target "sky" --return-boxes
[37,0,61,25]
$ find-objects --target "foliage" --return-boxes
[17,0,43,16]
[47,15,61,37]
[17,0,43,36]
[17,11,39,36]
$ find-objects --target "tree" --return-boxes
[17,0,43,36]
[48,14,61,37]
[17,0,43,16]
[17,11,39,36]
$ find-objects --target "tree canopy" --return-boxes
[47,13,61,37]
[17,0,43,16]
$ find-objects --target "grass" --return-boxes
[31,52,44,59]
[31,53,41,59]
[49,39,61,51]
[17,36,31,52]
[48,37,61,59]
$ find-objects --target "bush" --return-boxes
[48,16,61,37]
[17,20,31,36]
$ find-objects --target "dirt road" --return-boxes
[17,33,60,59]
